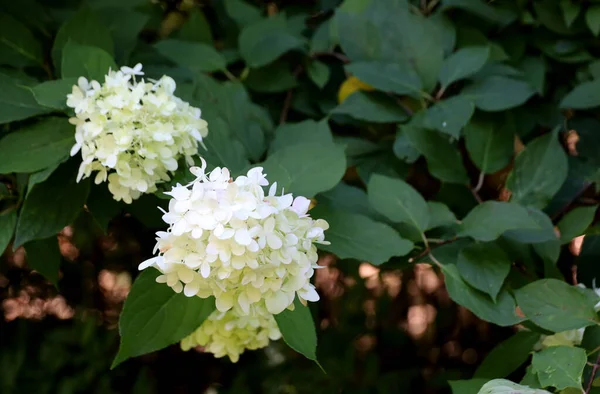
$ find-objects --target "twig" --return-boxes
[470,172,485,204]
[585,352,600,393]
[222,69,238,82]
[435,85,447,101]
[279,65,304,124]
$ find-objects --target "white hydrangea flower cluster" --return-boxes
[139,160,329,316]
[180,304,281,362]
[66,63,208,203]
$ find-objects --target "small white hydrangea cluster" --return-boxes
[139,160,329,315]
[180,304,281,362]
[66,63,208,203]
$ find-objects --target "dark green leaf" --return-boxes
[0,209,17,255]
[0,13,43,67]
[176,9,213,45]
[345,61,422,97]
[519,57,546,96]
[474,331,541,379]
[457,242,511,301]
[335,10,382,62]
[448,379,487,394]
[261,142,346,198]
[307,60,330,89]
[393,127,420,163]
[32,78,78,110]
[154,39,226,72]
[560,79,600,109]
[332,91,409,123]
[13,160,90,248]
[239,14,305,68]
[506,129,568,209]
[503,207,557,244]
[112,269,216,368]
[61,41,117,81]
[404,126,469,183]
[532,346,586,390]
[274,298,318,361]
[24,236,60,286]
[560,0,580,27]
[200,118,250,175]
[52,6,114,71]
[464,119,513,174]
[245,62,297,93]
[368,173,430,232]
[557,206,597,244]
[223,0,262,27]
[0,117,74,174]
[441,0,516,26]
[463,76,535,111]
[269,119,334,154]
[515,279,599,332]
[458,201,540,241]
[312,207,414,265]
[587,6,600,36]
[421,95,474,139]
[438,46,490,88]
[427,201,457,229]
[0,72,50,124]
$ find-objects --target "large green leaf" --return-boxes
[238,14,305,68]
[463,76,535,111]
[441,0,517,26]
[421,95,474,139]
[24,236,60,286]
[438,46,490,88]
[368,174,430,232]
[560,79,600,109]
[307,59,330,89]
[345,61,422,97]
[13,160,90,248]
[312,207,414,265]
[269,119,334,154]
[0,72,50,124]
[449,379,487,394]
[587,5,600,36]
[335,10,382,62]
[332,91,409,123]
[557,205,597,244]
[52,6,114,71]
[154,39,226,72]
[223,0,262,28]
[474,331,541,379]
[112,269,216,368]
[457,242,511,301]
[477,379,551,394]
[61,41,117,81]
[531,346,586,391]
[515,279,599,332]
[427,201,458,230]
[0,209,17,255]
[458,202,540,241]
[175,9,213,45]
[261,142,346,198]
[506,130,568,209]
[32,78,78,110]
[404,126,468,183]
[0,13,43,67]
[200,117,250,176]
[245,62,297,93]
[274,298,318,362]
[464,119,513,174]
[0,117,74,174]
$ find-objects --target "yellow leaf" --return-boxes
[337,76,374,103]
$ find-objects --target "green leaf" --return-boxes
[393,127,420,163]
[154,39,226,72]
[506,130,568,209]
[458,202,540,241]
[464,119,513,174]
[261,142,346,198]
[432,242,525,326]
[332,91,409,123]
[457,242,511,301]
[269,119,334,154]
[427,201,457,229]
[245,62,297,93]
[274,298,318,361]
[587,6,600,36]
[52,6,114,71]
[32,78,78,110]
[87,184,122,233]
[28,162,62,191]
[449,379,488,394]
[335,10,382,62]
[24,237,60,286]
[368,174,430,232]
[0,72,50,124]
[515,279,599,332]
[312,207,414,265]
[560,79,600,109]
[13,160,90,248]
[200,117,250,176]
[477,379,551,394]
[421,95,474,139]
[503,207,557,244]
[441,0,516,26]
[61,41,117,81]
[223,0,262,27]
[438,46,490,88]
[307,59,330,89]
[0,13,43,67]
[97,8,149,63]
[404,126,469,183]
[239,14,305,68]
[519,57,546,96]
[176,9,213,45]
[531,346,586,390]
[0,117,74,174]
[345,61,422,97]
[463,76,535,111]
[560,0,580,27]
[112,269,216,368]
[0,209,17,255]
[557,206,597,244]
[474,331,541,379]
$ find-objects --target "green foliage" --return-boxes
[274,298,318,362]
